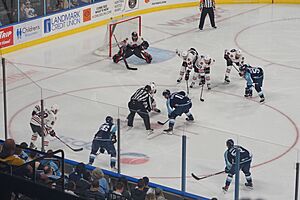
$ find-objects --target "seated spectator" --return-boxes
[91,167,109,196]
[69,162,87,183]
[74,170,92,197]
[143,176,150,193]
[145,193,156,200]
[154,188,166,200]
[15,142,29,162]
[131,178,147,200]
[53,0,67,12]
[118,176,131,199]
[39,150,61,176]
[70,0,79,8]
[113,181,124,196]
[0,139,32,175]
[23,0,37,19]
[85,179,105,200]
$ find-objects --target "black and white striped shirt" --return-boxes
[201,0,215,8]
[131,87,152,110]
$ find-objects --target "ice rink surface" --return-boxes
[2,4,300,199]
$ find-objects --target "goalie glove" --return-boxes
[111,135,117,143]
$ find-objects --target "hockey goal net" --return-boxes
[94,16,142,57]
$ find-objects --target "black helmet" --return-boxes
[106,116,113,124]
[144,85,151,93]
[162,89,171,97]
[226,139,234,149]
[132,31,138,41]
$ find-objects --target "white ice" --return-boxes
[2,4,300,200]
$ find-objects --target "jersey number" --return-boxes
[100,124,110,132]
[249,68,260,74]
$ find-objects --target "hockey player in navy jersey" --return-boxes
[222,139,253,192]
[239,64,265,103]
[89,116,117,170]
[162,89,194,133]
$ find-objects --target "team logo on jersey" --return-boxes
[128,0,137,9]
[120,152,149,165]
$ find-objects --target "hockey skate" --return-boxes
[222,186,229,192]
[153,108,161,113]
[111,166,118,172]
[177,77,182,83]
[186,115,194,121]
[224,76,230,84]
[245,182,253,189]
[190,82,195,88]
[163,127,173,134]
[260,97,265,103]
[207,83,211,90]
[147,128,154,135]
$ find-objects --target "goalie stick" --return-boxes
[55,135,83,152]
[191,171,224,180]
[113,34,137,71]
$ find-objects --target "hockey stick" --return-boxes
[191,171,224,181]
[232,64,240,73]
[200,84,204,102]
[55,135,83,152]
[113,34,137,71]
[157,119,169,125]
[186,80,189,95]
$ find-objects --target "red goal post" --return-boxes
[108,16,142,57]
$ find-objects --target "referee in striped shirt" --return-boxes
[127,85,153,132]
[199,0,217,30]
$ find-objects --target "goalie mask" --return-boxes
[131,31,138,41]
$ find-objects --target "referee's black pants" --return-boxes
[199,7,216,29]
[127,100,151,130]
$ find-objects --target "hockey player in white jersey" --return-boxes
[29,104,59,150]
[224,48,245,83]
[149,82,161,113]
[112,31,152,64]
[175,48,198,83]
[190,55,215,90]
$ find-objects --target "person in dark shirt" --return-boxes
[131,178,147,200]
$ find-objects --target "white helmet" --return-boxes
[51,104,59,114]
[181,51,188,58]
[149,82,157,94]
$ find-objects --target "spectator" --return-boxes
[145,193,156,200]
[118,176,131,199]
[154,188,166,200]
[131,178,147,200]
[23,0,37,19]
[0,139,33,176]
[91,167,109,196]
[69,162,87,183]
[75,171,92,197]
[113,182,124,196]
[39,150,61,176]
[15,142,29,162]
[143,176,150,193]
[70,0,79,8]
[85,179,105,200]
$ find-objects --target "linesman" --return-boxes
[199,0,217,30]
[127,85,153,134]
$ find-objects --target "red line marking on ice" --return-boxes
[234,17,300,70]
[8,84,299,180]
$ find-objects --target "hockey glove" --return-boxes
[111,135,117,144]
[225,167,230,174]
[49,130,56,137]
